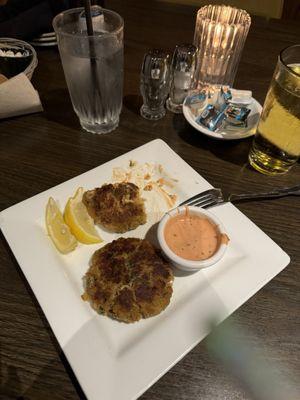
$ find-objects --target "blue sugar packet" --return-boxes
[221,87,232,102]
[215,87,232,112]
[185,91,207,106]
[225,104,251,127]
[197,104,227,131]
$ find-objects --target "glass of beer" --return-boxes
[249,45,300,175]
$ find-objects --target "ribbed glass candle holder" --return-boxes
[193,5,251,89]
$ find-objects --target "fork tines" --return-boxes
[179,188,224,209]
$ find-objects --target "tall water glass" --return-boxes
[53,7,123,134]
[249,45,300,175]
[193,5,251,89]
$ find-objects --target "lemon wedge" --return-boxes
[64,187,102,244]
[46,197,77,254]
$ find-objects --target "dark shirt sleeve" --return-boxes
[0,0,73,39]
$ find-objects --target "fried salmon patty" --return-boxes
[82,238,174,323]
[82,182,146,233]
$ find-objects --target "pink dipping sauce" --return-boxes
[164,211,223,261]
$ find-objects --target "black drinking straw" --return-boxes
[84,0,94,37]
[83,0,102,118]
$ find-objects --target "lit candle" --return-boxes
[193,5,251,89]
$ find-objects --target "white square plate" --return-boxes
[0,139,290,400]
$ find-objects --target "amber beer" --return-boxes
[249,45,300,175]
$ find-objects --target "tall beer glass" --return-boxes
[249,45,300,175]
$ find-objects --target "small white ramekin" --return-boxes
[157,206,228,272]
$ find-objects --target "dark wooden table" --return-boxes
[0,1,299,399]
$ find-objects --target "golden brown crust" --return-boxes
[82,182,147,233]
[83,238,174,323]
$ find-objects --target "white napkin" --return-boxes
[0,72,43,119]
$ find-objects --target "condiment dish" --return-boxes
[157,206,229,272]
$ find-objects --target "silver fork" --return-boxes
[179,184,300,209]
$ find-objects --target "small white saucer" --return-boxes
[183,92,262,140]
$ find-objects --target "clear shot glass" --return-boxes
[166,44,196,114]
[140,49,170,120]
